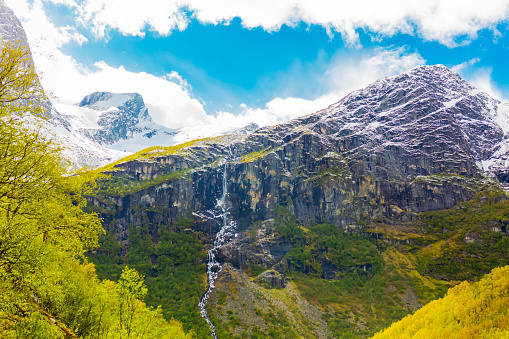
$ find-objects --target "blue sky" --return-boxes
[5,0,509,130]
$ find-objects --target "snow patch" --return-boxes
[54,102,102,129]
[86,93,134,111]
[494,102,509,134]
[443,98,461,108]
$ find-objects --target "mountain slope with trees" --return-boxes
[372,265,509,339]
[0,39,192,339]
[86,65,509,338]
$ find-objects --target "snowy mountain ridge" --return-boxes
[56,91,260,154]
[0,0,258,167]
[68,91,177,153]
[244,64,509,187]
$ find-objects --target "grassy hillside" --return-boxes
[372,265,509,339]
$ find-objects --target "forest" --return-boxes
[373,265,509,338]
[0,41,191,338]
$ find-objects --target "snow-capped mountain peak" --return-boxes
[0,0,129,169]
[52,91,174,153]
[249,64,509,188]
[79,92,150,120]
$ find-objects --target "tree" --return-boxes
[0,40,103,333]
[0,40,193,339]
[115,267,148,339]
[0,40,44,117]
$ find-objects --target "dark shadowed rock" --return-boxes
[254,270,287,288]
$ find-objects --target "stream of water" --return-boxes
[197,150,237,338]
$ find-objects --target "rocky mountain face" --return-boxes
[0,0,29,49]
[91,65,507,231]
[87,65,509,337]
[63,91,177,152]
[79,92,153,143]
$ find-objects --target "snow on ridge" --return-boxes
[250,63,509,186]
[80,92,136,111]
[54,102,102,130]
[493,102,509,134]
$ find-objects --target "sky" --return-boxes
[4,0,509,132]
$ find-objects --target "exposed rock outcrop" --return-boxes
[90,66,505,238]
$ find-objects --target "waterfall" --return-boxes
[197,148,237,338]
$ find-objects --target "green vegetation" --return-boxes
[0,40,190,338]
[251,308,299,338]
[269,207,406,337]
[274,205,306,242]
[417,187,509,281]
[274,206,383,278]
[306,163,352,185]
[91,168,190,197]
[240,146,282,163]
[372,265,509,339]
[88,217,211,337]
[97,135,234,172]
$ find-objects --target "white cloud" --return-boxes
[77,0,189,38]
[188,47,426,131]
[326,47,426,95]
[452,60,506,101]
[74,62,209,128]
[41,55,209,129]
[2,0,429,135]
[5,0,86,48]
[451,57,481,74]
[223,93,339,128]
[59,0,509,46]
[468,70,505,100]
[4,0,208,130]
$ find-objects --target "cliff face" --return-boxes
[74,91,178,150]
[90,65,503,236]
[87,65,509,338]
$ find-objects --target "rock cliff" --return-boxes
[87,65,509,338]
[90,65,506,234]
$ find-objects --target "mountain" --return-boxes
[0,0,29,48]
[0,0,129,168]
[90,65,508,227]
[58,91,177,153]
[1,0,258,168]
[86,65,509,338]
[56,90,260,154]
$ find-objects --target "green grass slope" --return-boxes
[372,265,509,339]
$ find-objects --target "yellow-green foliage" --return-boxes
[0,260,194,338]
[240,147,281,163]
[0,40,44,117]
[0,41,192,339]
[98,135,234,172]
[93,169,190,197]
[372,265,509,339]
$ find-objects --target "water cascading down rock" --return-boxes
[198,148,237,338]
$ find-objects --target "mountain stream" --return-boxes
[197,149,237,338]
